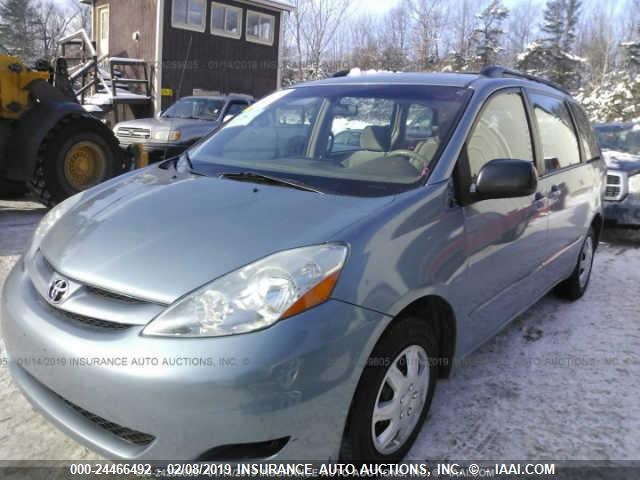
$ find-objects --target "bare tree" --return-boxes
[350,14,379,70]
[34,0,78,59]
[303,0,351,74]
[576,2,619,83]
[506,0,539,61]
[284,0,351,80]
[407,0,447,69]
[72,1,92,34]
[451,0,476,60]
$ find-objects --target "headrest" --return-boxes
[360,125,390,152]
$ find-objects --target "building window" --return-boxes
[246,10,275,45]
[172,0,207,33]
[211,2,242,39]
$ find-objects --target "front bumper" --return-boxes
[116,140,188,163]
[604,192,640,227]
[1,262,389,460]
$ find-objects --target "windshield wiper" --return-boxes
[219,171,324,194]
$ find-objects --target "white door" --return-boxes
[96,5,109,58]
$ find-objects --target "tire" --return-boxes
[0,178,27,199]
[28,115,124,206]
[554,227,596,301]
[341,317,439,464]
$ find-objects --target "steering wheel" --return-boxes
[386,149,429,168]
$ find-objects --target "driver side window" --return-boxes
[467,92,534,182]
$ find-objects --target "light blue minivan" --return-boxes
[2,67,605,462]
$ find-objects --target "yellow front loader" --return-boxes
[0,55,123,205]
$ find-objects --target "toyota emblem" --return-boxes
[48,279,69,304]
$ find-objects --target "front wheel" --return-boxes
[554,227,596,301]
[341,317,438,463]
[29,115,124,206]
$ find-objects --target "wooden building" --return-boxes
[79,0,293,115]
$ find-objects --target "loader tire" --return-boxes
[29,115,124,206]
[0,178,27,199]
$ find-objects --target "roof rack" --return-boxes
[480,65,571,95]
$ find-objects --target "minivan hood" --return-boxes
[40,166,392,304]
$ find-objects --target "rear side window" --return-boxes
[467,91,534,181]
[569,103,600,161]
[529,93,581,173]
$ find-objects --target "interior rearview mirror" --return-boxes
[333,103,359,117]
[472,159,538,200]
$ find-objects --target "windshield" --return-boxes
[594,124,640,155]
[187,84,471,196]
[162,98,225,120]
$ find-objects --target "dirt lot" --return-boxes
[1,198,639,461]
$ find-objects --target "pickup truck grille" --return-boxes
[116,127,151,139]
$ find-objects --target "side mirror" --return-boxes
[472,159,538,200]
[223,114,235,123]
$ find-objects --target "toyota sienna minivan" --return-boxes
[1,67,605,463]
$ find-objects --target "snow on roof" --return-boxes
[84,89,151,106]
[249,0,295,11]
[348,67,395,76]
[109,57,146,64]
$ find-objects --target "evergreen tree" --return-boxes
[577,71,640,123]
[0,0,38,60]
[470,0,509,69]
[622,23,640,75]
[517,0,584,89]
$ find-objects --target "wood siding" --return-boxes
[94,0,158,62]
[160,0,281,109]
[94,0,157,120]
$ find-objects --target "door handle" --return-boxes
[549,185,562,198]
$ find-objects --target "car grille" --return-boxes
[56,308,133,331]
[28,250,166,331]
[116,127,151,139]
[85,286,141,304]
[57,393,155,446]
[604,172,626,201]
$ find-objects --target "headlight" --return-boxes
[153,130,181,142]
[26,194,82,260]
[142,244,348,338]
[629,173,640,193]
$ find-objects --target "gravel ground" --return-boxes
[0,198,639,461]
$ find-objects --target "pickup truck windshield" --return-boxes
[162,98,225,120]
[594,124,640,155]
[188,84,471,196]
